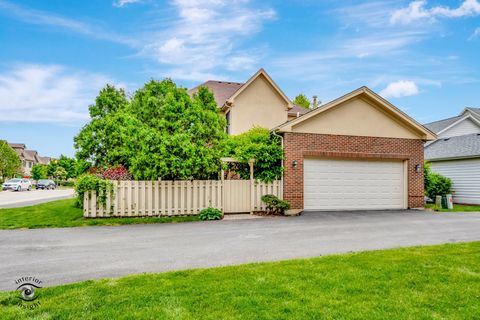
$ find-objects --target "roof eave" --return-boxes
[427,155,480,162]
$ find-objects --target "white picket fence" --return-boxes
[83,180,282,217]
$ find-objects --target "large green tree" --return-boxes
[57,155,77,179]
[74,80,226,180]
[293,94,311,109]
[0,141,22,181]
[74,85,131,167]
[31,164,48,180]
[127,80,226,180]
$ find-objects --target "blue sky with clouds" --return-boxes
[0,0,479,157]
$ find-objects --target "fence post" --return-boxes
[83,192,89,217]
[249,159,255,214]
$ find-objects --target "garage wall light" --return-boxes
[415,164,421,173]
[292,160,298,168]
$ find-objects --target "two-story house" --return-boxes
[190,69,435,212]
[8,143,51,177]
[188,68,309,135]
[424,108,480,204]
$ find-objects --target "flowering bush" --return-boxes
[102,165,133,180]
[87,165,132,180]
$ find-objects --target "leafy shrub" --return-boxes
[225,127,283,182]
[424,161,452,199]
[199,207,223,220]
[261,194,290,215]
[74,174,112,208]
[31,164,48,180]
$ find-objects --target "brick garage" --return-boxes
[274,87,436,212]
[282,132,425,210]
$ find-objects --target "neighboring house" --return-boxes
[274,87,436,212]
[424,107,480,205]
[7,143,51,177]
[188,68,309,135]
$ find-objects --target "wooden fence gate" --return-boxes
[83,179,283,218]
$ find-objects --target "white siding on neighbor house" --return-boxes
[438,118,480,139]
[303,159,406,211]
[430,158,480,205]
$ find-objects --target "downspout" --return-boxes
[272,129,284,200]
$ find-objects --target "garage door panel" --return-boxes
[304,158,405,210]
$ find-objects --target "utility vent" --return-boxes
[443,138,450,141]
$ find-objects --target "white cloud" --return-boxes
[0,64,116,123]
[471,27,480,38]
[391,0,480,25]
[0,0,135,46]
[380,80,419,98]
[141,0,275,80]
[113,0,142,8]
[0,0,274,81]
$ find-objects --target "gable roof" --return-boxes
[225,68,293,110]
[188,68,293,111]
[424,114,480,135]
[288,104,310,117]
[461,107,480,118]
[424,115,463,133]
[274,86,436,140]
[8,143,26,149]
[188,80,243,107]
[24,150,38,161]
[425,133,480,161]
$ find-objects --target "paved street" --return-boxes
[1,210,479,291]
[0,189,75,208]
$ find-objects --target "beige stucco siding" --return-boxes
[229,75,288,134]
[291,97,421,139]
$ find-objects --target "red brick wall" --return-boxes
[282,132,425,210]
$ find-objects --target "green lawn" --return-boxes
[426,203,480,212]
[1,242,479,320]
[0,199,199,229]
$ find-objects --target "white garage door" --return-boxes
[304,158,406,210]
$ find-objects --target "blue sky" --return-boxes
[0,0,479,157]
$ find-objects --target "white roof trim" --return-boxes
[274,86,436,140]
[226,68,293,110]
[436,114,480,135]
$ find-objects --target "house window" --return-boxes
[29,162,32,168]
[226,110,231,135]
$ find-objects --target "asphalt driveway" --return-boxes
[0,189,75,208]
[1,210,480,291]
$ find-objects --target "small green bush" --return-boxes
[199,207,223,221]
[261,194,290,215]
[55,179,76,187]
[74,174,112,208]
[424,162,452,199]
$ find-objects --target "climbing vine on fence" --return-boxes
[75,174,113,208]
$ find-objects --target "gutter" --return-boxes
[426,155,480,162]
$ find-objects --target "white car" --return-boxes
[2,178,32,191]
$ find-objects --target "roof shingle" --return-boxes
[188,80,243,107]
[425,133,480,160]
[423,116,462,133]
